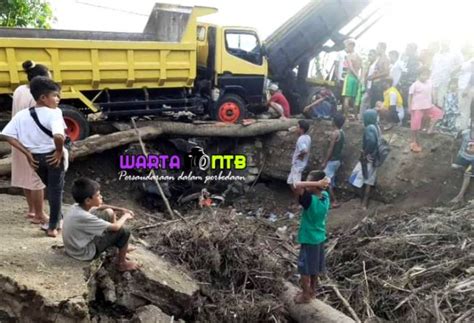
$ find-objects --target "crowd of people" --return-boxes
[280,39,473,303]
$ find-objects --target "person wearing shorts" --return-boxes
[408,67,444,152]
[288,120,311,190]
[450,128,474,203]
[341,39,362,116]
[62,178,139,272]
[292,171,330,304]
[322,113,345,208]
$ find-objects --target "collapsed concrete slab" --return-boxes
[0,194,199,322]
[89,247,199,317]
[0,195,89,322]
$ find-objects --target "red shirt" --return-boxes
[269,92,291,117]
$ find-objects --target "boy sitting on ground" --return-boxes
[62,178,139,271]
[293,171,330,303]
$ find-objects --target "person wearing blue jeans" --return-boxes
[1,76,66,237]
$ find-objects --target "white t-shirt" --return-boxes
[431,51,464,87]
[62,204,112,261]
[1,107,66,154]
[292,134,311,170]
[390,60,404,87]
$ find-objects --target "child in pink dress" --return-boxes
[408,68,444,152]
[11,61,51,224]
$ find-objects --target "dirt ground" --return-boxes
[0,130,472,322]
[0,195,89,321]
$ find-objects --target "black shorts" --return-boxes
[93,228,130,258]
[298,243,326,276]
[453,155,474,175]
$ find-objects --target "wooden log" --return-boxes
[281,282,355,323]
[139,119,298,137]
[91,119,298,137]
[71,126,163,159]
[71,119,297,159]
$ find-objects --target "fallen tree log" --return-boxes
[72,119,296,158]
[91,119,298,137]
[1,119,297,176]
[71,126,163,159]
[282,282,355,323]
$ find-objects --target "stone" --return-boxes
[132,305,173,323]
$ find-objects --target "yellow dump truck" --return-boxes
[0,3,268,140]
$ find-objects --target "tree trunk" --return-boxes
[71,126,164,159]
[281,282,355,323]
[0,119,298,175]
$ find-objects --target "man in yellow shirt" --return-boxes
[376,78,405,129]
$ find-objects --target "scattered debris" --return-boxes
[142,209,295,322]
[323,202,474,322]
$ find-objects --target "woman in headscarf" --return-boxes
[11,60,51,225]
[349,109,380,209]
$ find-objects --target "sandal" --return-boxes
[30,216,49,225]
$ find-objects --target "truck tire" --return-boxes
[216,94,246,123]
[60,105,90,141]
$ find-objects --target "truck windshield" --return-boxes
[225,31,263,65]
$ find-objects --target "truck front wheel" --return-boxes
[216,94,246,123]
[60,105,90,141]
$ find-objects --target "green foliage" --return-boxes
[0,0,54,28]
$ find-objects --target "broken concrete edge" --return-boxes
[282,282,355,323]
[0,273,89,322]
[88,246,200,319]
[0,247,202,322]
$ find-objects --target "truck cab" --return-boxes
[197,23,267,123]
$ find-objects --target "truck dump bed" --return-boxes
[265,0,370,78]
[0,4,215,94]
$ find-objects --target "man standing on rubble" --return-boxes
[341,38,362,117]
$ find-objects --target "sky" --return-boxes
[48,0,474,52]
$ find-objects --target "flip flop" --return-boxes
[25,212,36,219]
[30,216,49,225]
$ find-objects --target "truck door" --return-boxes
[216,29,267,107]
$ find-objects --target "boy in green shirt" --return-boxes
[293,170,330,303]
